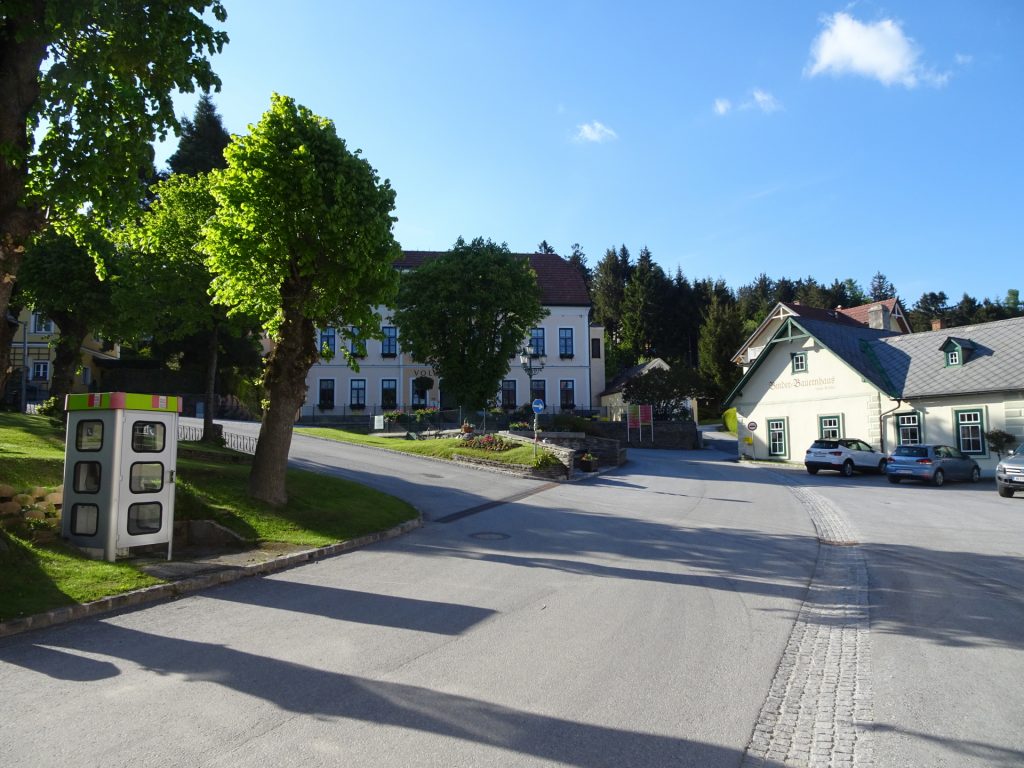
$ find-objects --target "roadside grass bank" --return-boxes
[0,414,417,621]
[295,426,552,467]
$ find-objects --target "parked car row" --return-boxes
[804,438,991,489]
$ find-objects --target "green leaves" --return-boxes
[392,237,546,410]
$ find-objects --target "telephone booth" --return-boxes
[62,392,181,562]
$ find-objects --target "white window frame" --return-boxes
[897,412,921,445]
[767,418,787,457]
[955,409,985,455]
[32,360,49,381]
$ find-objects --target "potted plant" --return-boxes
[461,420,474,434]
[578,452,597,472]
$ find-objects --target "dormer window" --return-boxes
[940,337,975,368]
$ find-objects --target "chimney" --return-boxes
[867,303,889,330]
[931,317,947,331]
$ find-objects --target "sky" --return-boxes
[156,1,1024,307]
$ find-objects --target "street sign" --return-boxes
[747,421,758,432]
[532,399,545,414]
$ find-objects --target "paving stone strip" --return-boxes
[742,471,874,767]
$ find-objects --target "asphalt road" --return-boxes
[1,425,1022,766]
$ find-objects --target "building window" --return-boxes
[320,327,336,357]
[82,367,91,387]
[818,415,841,439]
[32,313,53,334]
[559,328,574,358]
[411,377,430,406]
[32,361,49,381]
[381,379,397,409]
[767,418,787,457]
[500,380,517,409]
[791,352,807,373]
[530,379,546,405]
[591,337,601,359]
[897,413,920,445]
[559,380,575,410]
[946,350,960,367]
[318,379,335,408]
[529,328,545,357]
[350,327,365,358]
[350,379,366,408]
[381,326,398,357]
[955,409,985,455]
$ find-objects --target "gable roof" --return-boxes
[725,313,1024,406]
[870,315,1024,398]
[730,300,888,365]
[837,298,911,333]
[599,358,669,397]
[396,250,591,307]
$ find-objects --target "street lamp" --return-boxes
[519,347,546,455]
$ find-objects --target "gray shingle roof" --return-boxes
[794,317,901,394]
[870,315,1024,397]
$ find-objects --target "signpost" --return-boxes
[531,399,544,456]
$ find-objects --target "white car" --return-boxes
[804,438,888,476]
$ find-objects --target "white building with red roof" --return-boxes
[301,251,603,419]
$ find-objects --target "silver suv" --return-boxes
[996,445,1024,497]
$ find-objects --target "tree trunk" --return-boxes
[49,315,87,409]
[201,323,219,441]
[247,307,317,506]
[0,5,47,334]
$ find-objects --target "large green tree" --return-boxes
[0,1,227,390]
[115,172,258,440]
[620,246,671,360]
[392,237,546,412]
[202,94,400,505]
[16,229,112,408]
[622,365,703,421]
[697,292,744,403]
[168,94,231,176]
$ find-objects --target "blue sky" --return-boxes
[158,1,1023,307]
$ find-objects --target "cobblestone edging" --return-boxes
[0,517,422,640]
[742,472,874,767]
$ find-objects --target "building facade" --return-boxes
[300,252,604,418]
[5,308,119,408]
[725,313,1024,477]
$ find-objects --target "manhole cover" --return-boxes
[469,532,510,541]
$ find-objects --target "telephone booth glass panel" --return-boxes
[132,422,165,453]
[74,462,102,493]
[127,502,162,535]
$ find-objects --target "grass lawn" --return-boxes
[296,426,547,466]
[0,413,417,621]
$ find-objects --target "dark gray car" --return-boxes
[886,444,981,486]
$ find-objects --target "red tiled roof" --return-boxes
[396,250,591,307]
[837,298,910,332]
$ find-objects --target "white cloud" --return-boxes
[955,52,973,66]
[713,98,732,116]
[575,121,618,143]
[751,89,782,113]
[806,12,948,89]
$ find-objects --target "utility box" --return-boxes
[62,392,181,562]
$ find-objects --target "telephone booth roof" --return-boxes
[65,392,183,413]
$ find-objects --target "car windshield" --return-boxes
[894,446,928,457]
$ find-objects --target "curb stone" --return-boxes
[0,516,422,640]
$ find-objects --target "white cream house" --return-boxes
[725,312,1024,477]
[300,252,604,418]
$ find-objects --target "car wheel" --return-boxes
[806,466,819,475]
[970,467,980,483]
[841,460,854,477]
[998,485,1015,498]
[888,475,901,484]
[877,459,887,474]
[932,469,945,487]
